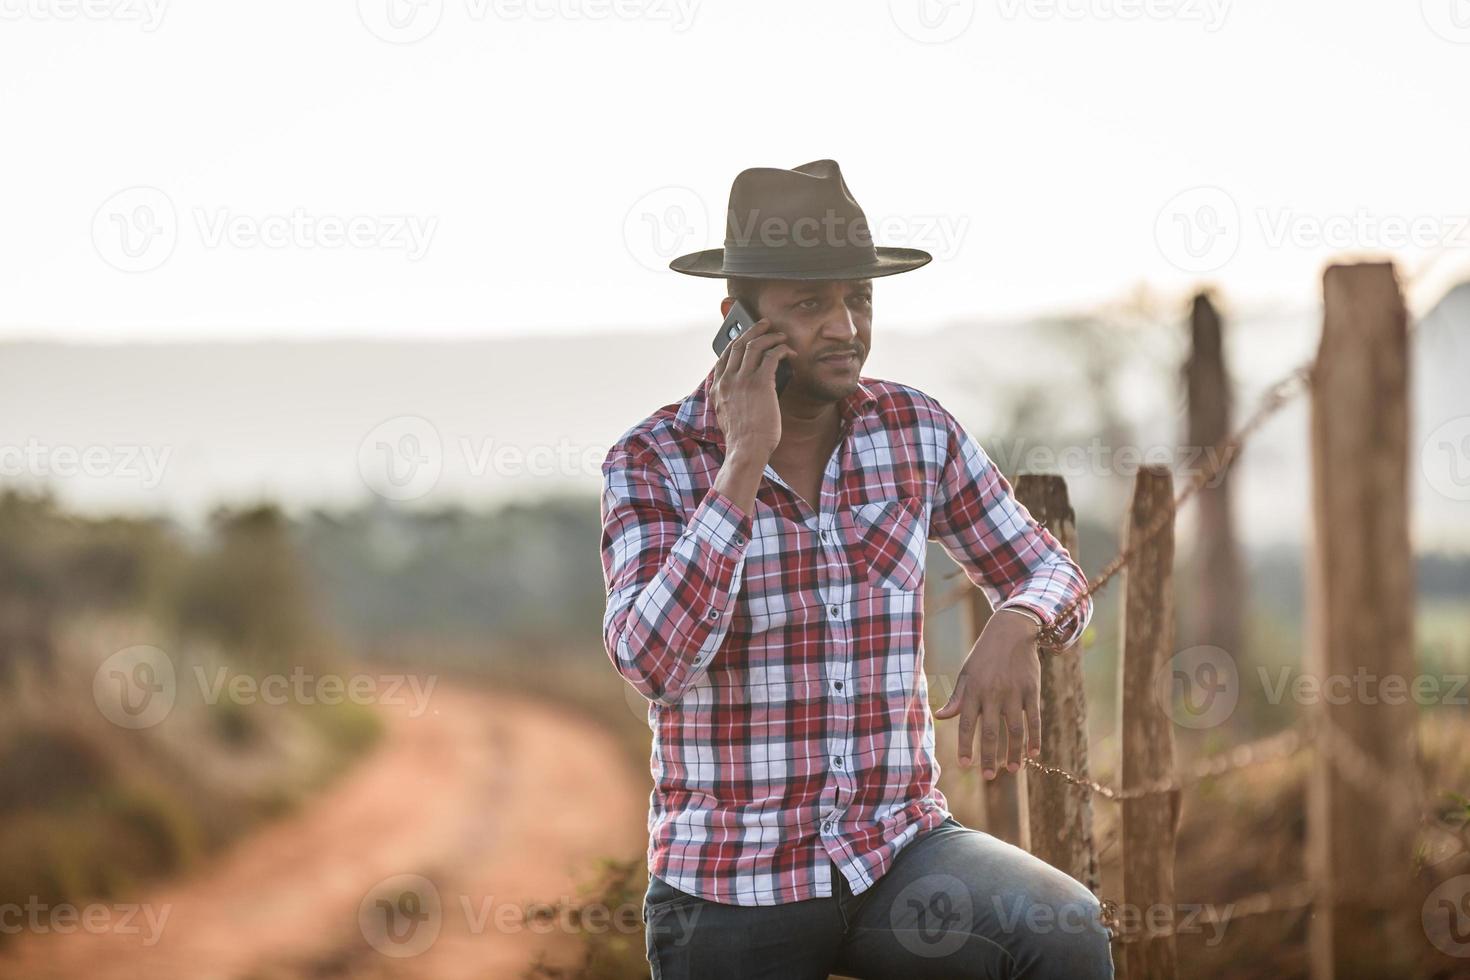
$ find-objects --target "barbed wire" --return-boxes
[1100,881,1318,945]
[1023,723,1312,802]
[1033,361,1315,649]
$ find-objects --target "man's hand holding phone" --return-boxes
[708,317,794,515]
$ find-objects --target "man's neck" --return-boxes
[773,392,842,462]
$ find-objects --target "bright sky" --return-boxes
[2,0,1468,341]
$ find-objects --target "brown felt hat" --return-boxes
[669,159,932,281]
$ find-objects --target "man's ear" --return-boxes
[719,295,735,318]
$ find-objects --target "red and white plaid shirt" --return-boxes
[599,367,1092,906]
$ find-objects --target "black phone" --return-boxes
[712,299,793,394]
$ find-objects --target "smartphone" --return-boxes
[712,299,793,394]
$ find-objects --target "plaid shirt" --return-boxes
[599,366,1092,907]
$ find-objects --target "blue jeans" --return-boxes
[642,815,1113,979]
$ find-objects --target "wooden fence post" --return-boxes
[1016,474,1099,893]
[1119,465,1179,980]
[961,590,1029,849]
[1185,291,1244,658]
[1306,262,1418,980]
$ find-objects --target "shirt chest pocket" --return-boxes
[846,496,928,592]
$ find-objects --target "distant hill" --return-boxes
[1,285,1465,550]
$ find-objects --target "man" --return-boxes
[599,160,1112,979]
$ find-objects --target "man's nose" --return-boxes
[821,304,858,341]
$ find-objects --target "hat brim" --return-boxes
[668,247,932,280]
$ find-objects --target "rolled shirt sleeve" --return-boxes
[928,409,1093,649]
[600,444,754,704]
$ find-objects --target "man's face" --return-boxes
[723,278,872,403]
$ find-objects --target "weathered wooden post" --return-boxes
[1015,474,1099,893]
[961,589,1028,849]
[1119,465,1179,980]
[1306,262,1418,980]
[1184,291,1244,658]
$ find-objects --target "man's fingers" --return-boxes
[979,696,1000,779]
[756,345,795,377]
[957,691,979,768]
[934,674,965,719]
[1027,685,1042,759]
[1004,695,1025,773]
[736,334,788,376]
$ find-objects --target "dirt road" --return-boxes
[0,683,649,980]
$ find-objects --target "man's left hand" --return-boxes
[933,608,1042,780]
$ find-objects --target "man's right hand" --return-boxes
[711,318,793,461]
[709,318,793,516]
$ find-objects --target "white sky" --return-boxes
[2,0,1469,341]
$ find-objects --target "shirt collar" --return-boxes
[674,365,879,450]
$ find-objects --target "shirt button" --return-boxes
[707,608,720,620]
[828,604,840,618]
[833,681,844,691]
[833,756,843,768]
[733,533,745,545]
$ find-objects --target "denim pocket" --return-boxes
[644,873,704,919]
